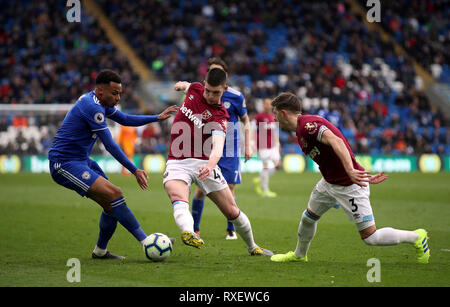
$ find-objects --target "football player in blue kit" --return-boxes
[48,69,178,259]
[174,58,252,240]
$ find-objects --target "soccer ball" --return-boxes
[143,233,172,262]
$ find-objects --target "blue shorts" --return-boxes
[218,157,241,185]
[49,159,107,197]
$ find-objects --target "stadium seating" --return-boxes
[1,0,448,156]
[96,0,448,155]
[360,0,449,82]
[1,0,140,108]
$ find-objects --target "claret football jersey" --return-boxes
[254,111,277,150]
[168,82,230,160]
[296,115,364,186]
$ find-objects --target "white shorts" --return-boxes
[258,147,280,164]
[163,158,228,195]
[307,178,375,231]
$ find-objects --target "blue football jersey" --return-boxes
[49,91,117,161]
[221,86,247,158]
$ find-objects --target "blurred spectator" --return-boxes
[12,116,28,128]
[117,126,137,175]
[0,115,7,132]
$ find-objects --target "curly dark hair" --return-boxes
[95,69,121,85]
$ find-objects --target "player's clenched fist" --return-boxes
[173,81,190,92]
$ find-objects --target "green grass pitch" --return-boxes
[0,171,449,287]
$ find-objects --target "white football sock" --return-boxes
[260,169,269,192]
[268,166,276,177]
[363,227,419,246]
[230,211,257,252]
[173,201,194,233]
[295,210,318,258]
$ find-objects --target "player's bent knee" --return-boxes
[167,190,189,204]
[303,209,320,223]
[109,185,123,200]
[225,207,240,220]
[89,177,122,201]
[165,180,190,204]
[215,196,239,220]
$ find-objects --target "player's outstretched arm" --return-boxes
[321,129,370,187]
[108,105,178,126]
[157,105,179,121]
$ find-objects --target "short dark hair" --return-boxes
[271,92,302,113]
[207,57,228,74]
[205,67,227,87]
[95,69,121,85]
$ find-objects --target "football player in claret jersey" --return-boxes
[269,92,430,264]
[48,69,178,259]
[253,98,281,198]
[174,57,252,240]
[164,68,272,256]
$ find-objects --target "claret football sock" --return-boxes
[110,196,147,243]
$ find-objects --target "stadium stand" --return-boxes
[361,0,449,82]
[0,0,168,156]
[1,0,449,157]
[1,0,141,107]
[97,0,449,156]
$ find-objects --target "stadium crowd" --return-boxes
[1,0,141,107]
[1,0,449,158]
[360,0,450,82]
[98,0,450,156]
[0,0,157,156]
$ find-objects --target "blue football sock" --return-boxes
[227,221,235,232]
[192,197,205,232]
[96,210,118,250]
[110,196,147,242]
